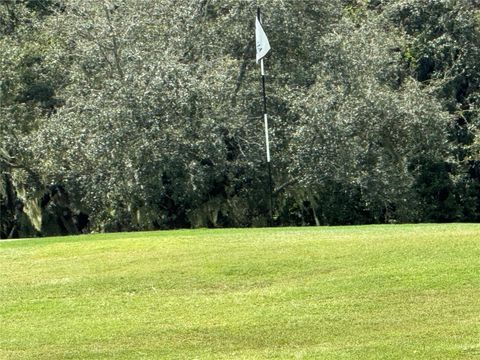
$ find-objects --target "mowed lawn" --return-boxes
[1,224,479,359]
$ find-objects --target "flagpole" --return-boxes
[258,7,274,226]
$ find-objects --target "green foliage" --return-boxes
[288,15,451,222]
[0,1,68,237]
[1,0,479,237]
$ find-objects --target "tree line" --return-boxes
[1,0,479,238]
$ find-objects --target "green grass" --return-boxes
[1,224,479,359]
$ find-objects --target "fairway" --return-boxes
[1,224,479,359]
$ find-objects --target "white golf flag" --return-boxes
[255,16,270,63]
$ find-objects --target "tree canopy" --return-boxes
[1,0,479,238]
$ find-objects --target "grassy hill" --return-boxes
[1,224,479,359]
